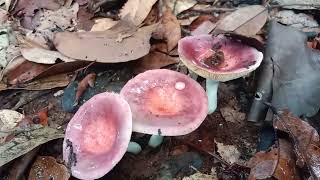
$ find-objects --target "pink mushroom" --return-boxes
[120,69,208,149]
[63,92,132,180]
[178,34,263,114]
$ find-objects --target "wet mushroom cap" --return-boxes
[63,93,132,180]
[178,34,263,81]
[120,69,208,136]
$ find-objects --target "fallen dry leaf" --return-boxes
[215,5,267,37]
[191,20,216,35]
[74,73,96,106]
[274,139,300,179]
[143,4,159,26]
[151,42,168,53]
[0,28,12,68]
[12,0,63,29]
[273,0,320,10]
[54,23,156,63]
[21,48,75,64]
[155,8,181,52]
[220,107,246,124]
[76,6,95,31]
[91,18,118,31]
[29,156,70,180]
[0,125,64,167]
[29,3,79,41]
[20,73,70,90]
[134,51,179,73]
[247,139,299,180]
[0,82,7,91]
[308,37,320,51]
[119,0,158,26]
[274,110,320,179]
[35,3,78,32]
[0,8,8,23]
[165,0,197,15]
[0,109,24,132]
[75,0,87,5]
[4,57,50,84]
[189,15,219,31]
[216,141,241,164]
[33,61,91,80]
[247,146,278,179]
[179,16,199,26]
[35,106,49,126]
[273,10,319,29]
[183,168,218,180]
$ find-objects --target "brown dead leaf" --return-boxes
[134,51,179,73]
[165,0,197,15]
[21,48,76,64]
[76,6,95,31]
[191,21,216,36]
[119,0,158,26]
[4,57,50,84]
[183,168,218,180]
[20,74,70,90]
[0,9,8,24]
[247,146,278,179]
[12,0,63,29]
[274,110,320,179]
[216,141,241,164]
[0,125,64,167]
[179,16,199,26]
[34,106,50,126]
[215,5,267,37]
[151,42,168,53]
[247,139,299,180]
[54,23,156,63]
[274,139,300,180]
[220,107,245,124]
[35,3,78,32]
[189,15,219,31]
[91,18,118,31]
[143,5,159,26]
[33,61,92,80]
[154,8,181,52]
[29,156,70,180]
[74,73,96,106]
[0,82,7,91]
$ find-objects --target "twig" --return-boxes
[191,7,236,13]
[206,151,231,166]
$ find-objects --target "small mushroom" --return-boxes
[63,93,132,180]
[120,69,208,150]
[178,34,263,114]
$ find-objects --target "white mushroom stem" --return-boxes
[127,141,142,154]
[148,135,164,148]
[127,135,164,154]
[206,79,219,114]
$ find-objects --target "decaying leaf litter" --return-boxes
[0,0,320,179]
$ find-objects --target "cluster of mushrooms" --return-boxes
[63,34,263,179]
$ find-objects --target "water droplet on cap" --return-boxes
[175,82,185,90]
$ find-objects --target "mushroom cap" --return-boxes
[178,34,263,82]
[63,92,132,180]
[120,69,208,136]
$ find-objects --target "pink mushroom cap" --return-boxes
[178,34,263,81]
[120,69,208,136]
[63,92,132,180]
